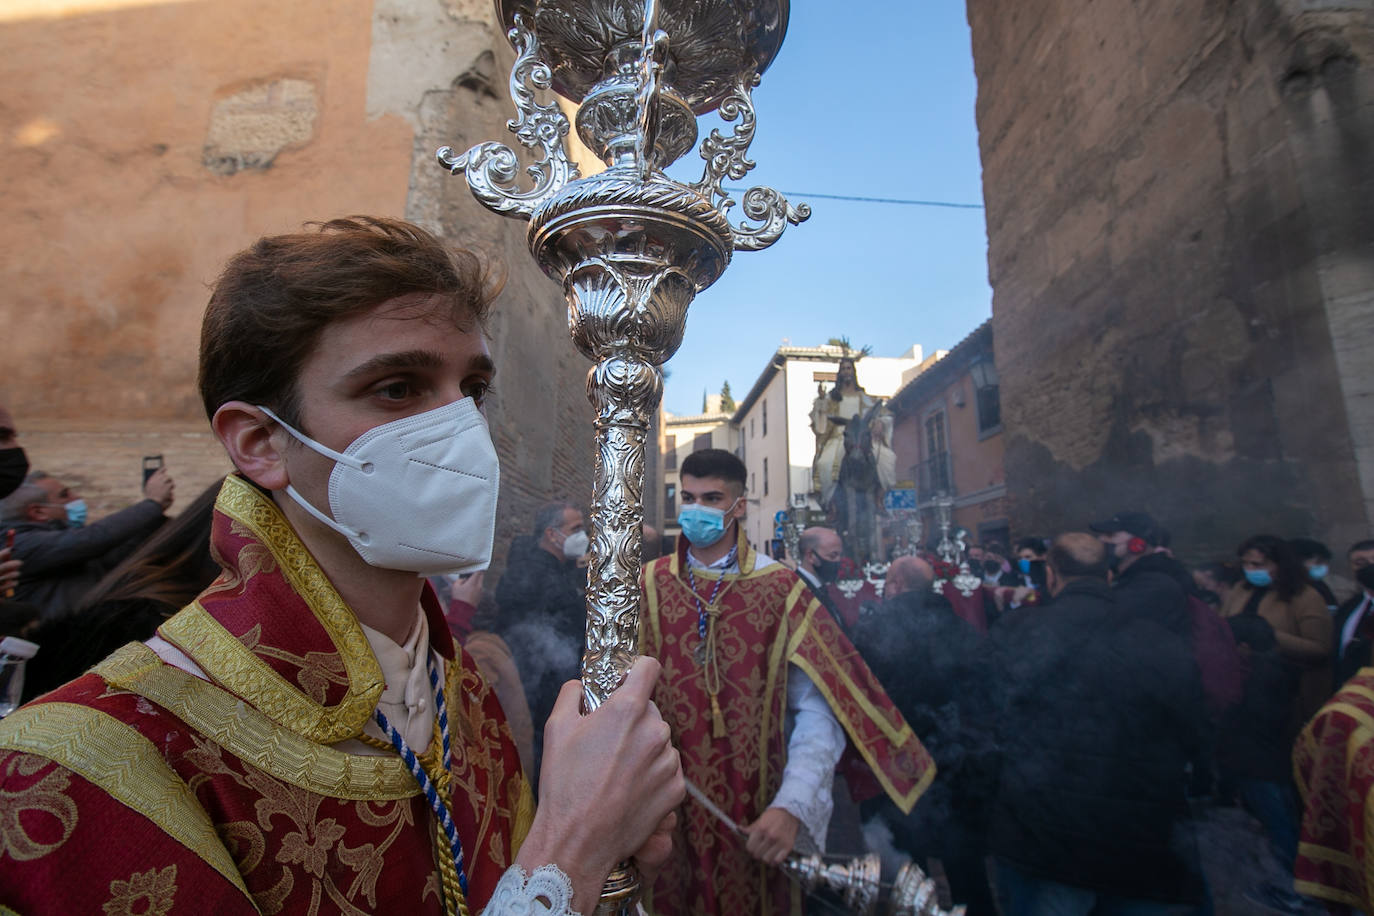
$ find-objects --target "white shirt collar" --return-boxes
[360,607,436,752]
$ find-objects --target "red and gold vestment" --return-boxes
[0,475,531,916]
[1294,667,1374,912]
[640,529,934,916]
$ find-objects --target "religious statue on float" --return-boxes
[810,342,896,563]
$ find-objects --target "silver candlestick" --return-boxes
[934,494,956,564]
[439,1,807,911]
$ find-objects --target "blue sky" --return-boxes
[660,3,990,415]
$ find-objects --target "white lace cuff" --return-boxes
[483,864,579,915]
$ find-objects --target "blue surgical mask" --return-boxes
[1244,568,1272,588]
[64,499,88,528]
[677,499,739,548]
[1309,564,1329,581]
[1018,557,1032,574]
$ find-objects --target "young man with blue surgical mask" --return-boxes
[0,217,684,916]
[640,447,933,916]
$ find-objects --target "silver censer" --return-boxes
[782,854,968,916]
[438,0,808,911]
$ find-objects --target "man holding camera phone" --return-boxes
[0,460,174,619]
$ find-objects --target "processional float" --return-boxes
[439,1,959,912]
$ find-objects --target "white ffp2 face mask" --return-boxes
[258,399,499,576]
[561,529,589,559]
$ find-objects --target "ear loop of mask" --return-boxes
[257,405,376,545]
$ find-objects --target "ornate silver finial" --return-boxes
[436,15,579,219]
[437,2,805,911]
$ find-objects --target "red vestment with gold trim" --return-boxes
[0,475,531,916]
[641,530,934,916]
[1294,667,1374,912]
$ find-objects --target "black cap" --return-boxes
[1089,511,1163,546]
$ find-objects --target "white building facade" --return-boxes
[732,345,924,557]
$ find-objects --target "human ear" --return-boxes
[212,401,290,491]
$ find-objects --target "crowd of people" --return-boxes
[1,217,1373,916]
[822,513,1374,916]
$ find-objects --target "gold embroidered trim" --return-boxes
[756,586,794,813]
[642,566,663,655]
[94,644,419,800]
[665,525,760,580]
[784,584,913,745]
[1293,878,1363,909]
[0,702,257,907]
[512,774,535,853]
[785,585,930,815]
[161,475,384,743]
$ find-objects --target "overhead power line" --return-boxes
[722,186,984,210]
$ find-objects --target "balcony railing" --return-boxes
[919,451,953,499]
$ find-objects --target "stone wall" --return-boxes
[967,0,1374,562]
[0,0,640,574]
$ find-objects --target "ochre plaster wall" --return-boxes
[1,0,607,558]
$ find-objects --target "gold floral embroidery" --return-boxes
[0,754,77,861]
[237,623,350,704]
[279,816,347,879]
[103,864,178,916]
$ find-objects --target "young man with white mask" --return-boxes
[639,448,934,916]
[0,217,683,916]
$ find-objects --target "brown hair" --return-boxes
[77,478,225,611]
[198,216,502,425]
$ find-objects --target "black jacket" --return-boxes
[23,596,178,702]
[1334,592,1374,689]
[1111,552,1194,640]
[9,500,166,620]
[797,568,849,634]
[852,588,998,915]
[1216,612,1297,783]
[989,577,1207,903]
[492,536,587,781]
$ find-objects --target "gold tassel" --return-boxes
[710,694,725,738]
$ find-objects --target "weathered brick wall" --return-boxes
[968,0,1374,562]
[15,420,233,523]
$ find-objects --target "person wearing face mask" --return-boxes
[1008,536,1049,593]
[795,525,850,632]
[0,218,686,916]
[1220,534,1332,726]
[493,500,591,785]
[1331,539,1374,690]
[1290,537,1340,613]
[640,448,933,916]
[0,467,173,620]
